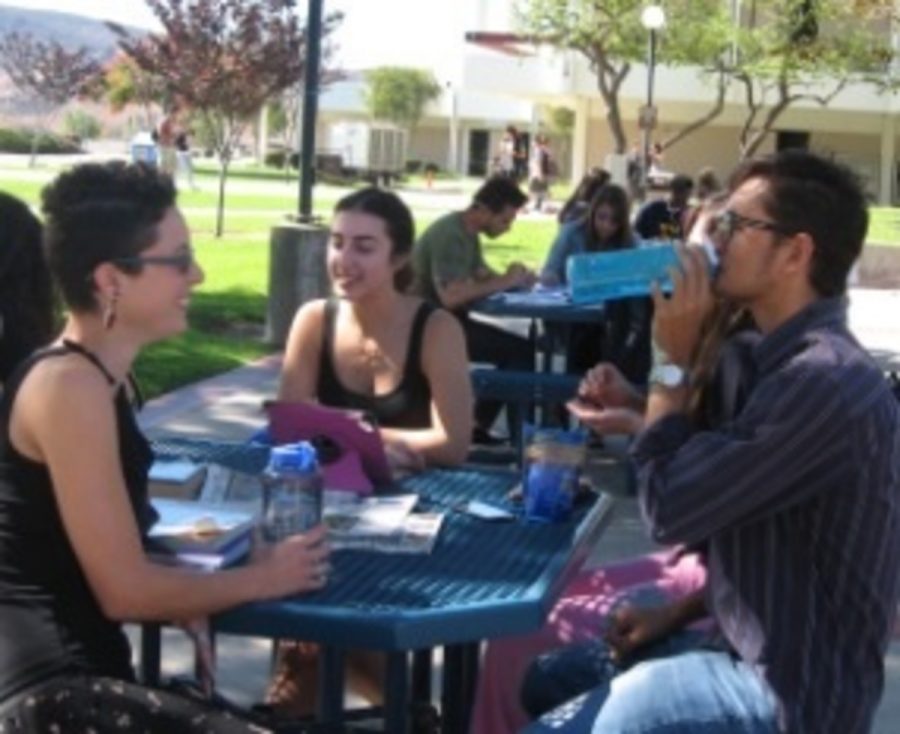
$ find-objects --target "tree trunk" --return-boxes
[605,95,628,154]
[28,127,40,168]
[660,70,728,151]
[594,59,630,154]
[215,157,229,238]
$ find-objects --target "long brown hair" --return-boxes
[582,183,632,252]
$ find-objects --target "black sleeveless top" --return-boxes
[317,298,435,429]
[0,342,155,702]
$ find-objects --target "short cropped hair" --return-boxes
[729,150,868,297]
[334,187,415,291]
[472,176,527,213]
[41,161,176,312]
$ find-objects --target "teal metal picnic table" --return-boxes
[473,288,604,372]
[143,437,615,733]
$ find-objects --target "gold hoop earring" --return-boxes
[103,289,119,331]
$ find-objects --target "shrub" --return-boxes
[64,110,102,141]
[264,149,300,170]
[0,127,82,154]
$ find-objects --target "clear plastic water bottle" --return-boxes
[262,442,323,542]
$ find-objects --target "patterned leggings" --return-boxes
[0,675,270,733]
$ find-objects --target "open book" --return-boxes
[323,493,445,554]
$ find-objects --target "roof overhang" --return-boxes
[464,31,537,58]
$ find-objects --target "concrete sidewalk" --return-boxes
[135,288,900,731]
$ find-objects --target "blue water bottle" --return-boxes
[262,442,323,542]
[567,240,718,304]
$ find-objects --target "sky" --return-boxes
[2,0,465,73]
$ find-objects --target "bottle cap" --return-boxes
[267,441,319,474]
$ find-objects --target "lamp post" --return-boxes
[298,0,323,221]
[639,4,666,196]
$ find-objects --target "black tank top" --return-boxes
[317,298,434,429]
[0,342,155,702]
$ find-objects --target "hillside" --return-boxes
[0,3,146,60]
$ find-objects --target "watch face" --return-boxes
[652,364,686,388]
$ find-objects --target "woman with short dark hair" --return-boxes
[0,161,328,731]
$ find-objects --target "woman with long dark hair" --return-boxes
[541,184,650,379]
[279,186,473,468]
[557,168,611,225]
[269,187,473,717]
[0,193,55,385]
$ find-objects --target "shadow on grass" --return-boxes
[134,288,272,399]
[136,329,271,400]
[190,289,267,332]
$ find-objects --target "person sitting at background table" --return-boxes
[682,166,722,241]
[557,168,611,225]
[268,186,474,717]
[0,161,329,732]
[633,173,694,241]
[540,183,651,380]
[0,192,56,388]
[410,176,535,445]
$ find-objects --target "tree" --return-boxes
[103,54,167,130]
[726,0,896,158]
[0,32,101,166]
[110,0,342,237]
[545,106,575,137]
[364,67,441,131]
[65,110,103,141]
[515,0,731,155]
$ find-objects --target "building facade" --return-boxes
[459,0,900,204]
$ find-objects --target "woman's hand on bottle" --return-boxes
[253,524,330,599]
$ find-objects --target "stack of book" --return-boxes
[147,459,208,500]
[147,498,257,571]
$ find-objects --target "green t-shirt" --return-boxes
[411,211,489,305]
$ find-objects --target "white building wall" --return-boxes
[461,0,900,200]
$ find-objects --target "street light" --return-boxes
[640,4,666,196]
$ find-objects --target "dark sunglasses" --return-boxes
[712,209,791,243]
[113,249,195,275]
[309,434,343,466]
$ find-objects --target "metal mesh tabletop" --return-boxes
[474,292,603,323]
[151,437,614,650]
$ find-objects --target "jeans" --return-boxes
[521,620,702,719]
[522,648,779,734]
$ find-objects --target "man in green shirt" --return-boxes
[412,177,535,443]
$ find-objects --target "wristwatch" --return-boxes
[648,363,689,389]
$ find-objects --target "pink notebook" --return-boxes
[265,401,392,495]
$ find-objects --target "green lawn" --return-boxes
[1,164,897,398]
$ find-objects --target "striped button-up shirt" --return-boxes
[631,297,900,733]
